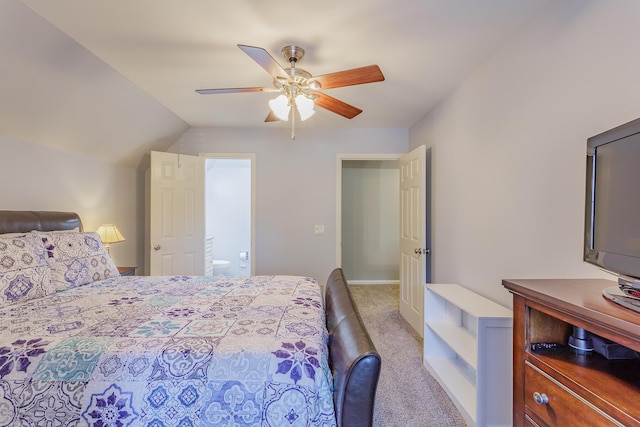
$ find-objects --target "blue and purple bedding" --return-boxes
[0,231,335,426]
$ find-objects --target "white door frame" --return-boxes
[336,153,404,273]
[200,152,256,275]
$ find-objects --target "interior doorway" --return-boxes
[203,154,255,277]
[337,154,402,284]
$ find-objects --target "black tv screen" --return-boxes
[585,117,640,286]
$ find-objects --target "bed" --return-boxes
[0,211,380,427]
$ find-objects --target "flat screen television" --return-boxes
[585,117,640,312]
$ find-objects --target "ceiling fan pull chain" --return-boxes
[291,100,296,140]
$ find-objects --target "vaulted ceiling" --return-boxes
[2,0,550,167]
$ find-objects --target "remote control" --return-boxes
[531,342,566,351]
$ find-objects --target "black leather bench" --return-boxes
[325,268,382,427]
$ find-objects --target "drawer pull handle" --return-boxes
[533,392,549,405]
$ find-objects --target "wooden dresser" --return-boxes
[502,279,640,427]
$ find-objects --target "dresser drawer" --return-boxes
[524,362,622,427]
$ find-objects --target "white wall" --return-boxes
[170,127,408,283]
[410,0,639,307]
[1,135,141,269]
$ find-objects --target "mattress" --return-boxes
[0,274,335,426]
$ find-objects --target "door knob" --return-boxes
[153,244,161,251]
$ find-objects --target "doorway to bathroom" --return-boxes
[204,154,255,277]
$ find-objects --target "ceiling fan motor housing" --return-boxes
[282,45,305,64]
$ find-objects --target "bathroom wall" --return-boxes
[205,158,252,277]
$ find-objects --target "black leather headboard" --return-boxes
[325,268,381,427]
[0,211,82,234]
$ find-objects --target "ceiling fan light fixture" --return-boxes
[295,94,315,121]
[269,94,291,121]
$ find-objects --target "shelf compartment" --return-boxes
[424,355,477,422]
[425,321,478,369]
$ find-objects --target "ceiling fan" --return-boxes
[196,44,385,139]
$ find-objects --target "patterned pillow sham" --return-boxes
[0,233,52,307]
[35,230,120,291]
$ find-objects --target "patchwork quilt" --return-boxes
[0,274,336,426]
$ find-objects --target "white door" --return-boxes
[150,151,205,275]
[400,145,429,336]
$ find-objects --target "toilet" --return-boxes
[211,260,231,277]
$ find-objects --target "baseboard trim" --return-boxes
[347,280,400,286]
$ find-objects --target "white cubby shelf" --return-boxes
[424,283,513,427]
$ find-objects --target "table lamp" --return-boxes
[95,224,125,255]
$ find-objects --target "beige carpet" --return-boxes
[349,284,467,427]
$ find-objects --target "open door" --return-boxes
[150,151,205,275]
[399,145,430,336]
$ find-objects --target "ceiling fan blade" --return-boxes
[313,92,363,119]
[265,111,281,122]
[312,65,384,90]
[238,44,289,80]
[196,87,270,95]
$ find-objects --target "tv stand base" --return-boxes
[603,286,640,313]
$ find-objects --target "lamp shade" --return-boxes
[295,95,316,121]
[268,94,291,121]
[95,224,125,244]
